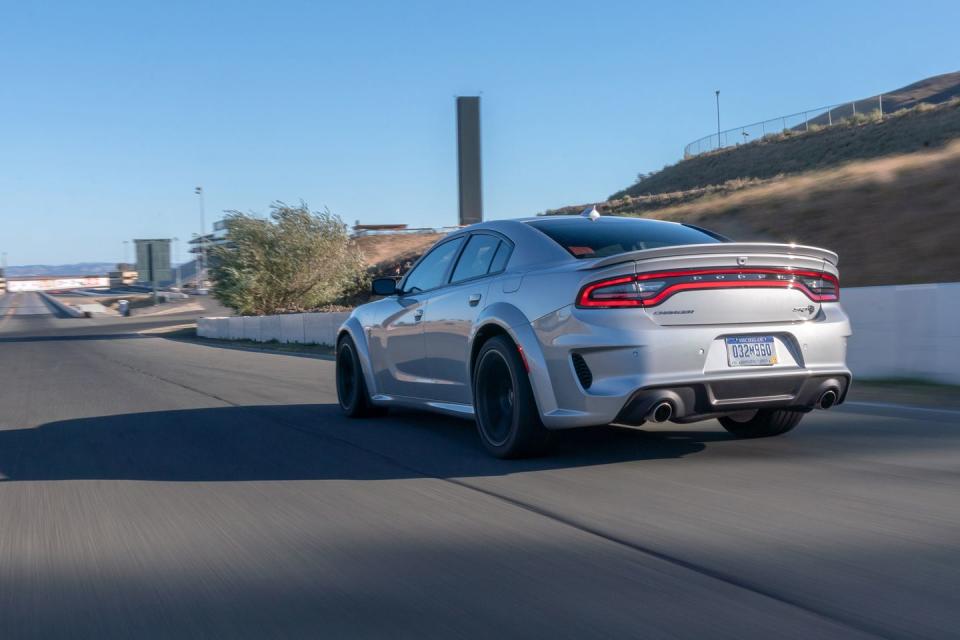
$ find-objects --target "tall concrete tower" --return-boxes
[456,96,483,226]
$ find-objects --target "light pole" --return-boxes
[194,186,206,287]
[715,90,721,149]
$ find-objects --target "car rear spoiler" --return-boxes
[580,243,839,270]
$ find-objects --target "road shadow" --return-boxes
[0,333,149,343]
[0,404,719,482]
[157,334,335,360]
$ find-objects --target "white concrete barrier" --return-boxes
[228,317,244,340]
[842,282,960,384]
[38,292,85,318]
[196,284,960,383]
[280,314,305,343]
[197,311,349,347]
[242,316,261,341]
[261,315,282,342]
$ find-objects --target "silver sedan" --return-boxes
[336,215,852,457]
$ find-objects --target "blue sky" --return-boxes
[1,0,958,264]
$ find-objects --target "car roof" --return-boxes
[437,215,719,270]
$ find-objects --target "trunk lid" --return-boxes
[581,243,839,326]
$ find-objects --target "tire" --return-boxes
[336,335,383,418]
[718,408,804,438]
[472,336,550,458]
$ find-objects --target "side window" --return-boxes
[488,240,511,274]
[401,237,465,294]
[451,234,501,283]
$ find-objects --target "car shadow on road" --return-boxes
[0,404,724,482]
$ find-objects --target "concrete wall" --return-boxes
[198,311,350,347]
[197,283,960,383]
[842,282,960,384]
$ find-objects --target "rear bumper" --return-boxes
[525,303,852,429]
[614,371,850,425]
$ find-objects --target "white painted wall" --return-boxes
[197,283,960,383]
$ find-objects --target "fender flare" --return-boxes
[469,302,559,417]
[337,314,380,399]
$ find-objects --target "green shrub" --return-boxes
[210,201,368,315]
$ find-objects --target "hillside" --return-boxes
[354,231,446,275]
[601,140,960,287]
[610,96,960,199]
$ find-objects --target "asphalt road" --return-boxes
[1,302,958,639]
[0,291,61,317]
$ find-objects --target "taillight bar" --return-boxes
[576,267,839,308]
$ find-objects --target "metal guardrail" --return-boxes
[684,96,886,158]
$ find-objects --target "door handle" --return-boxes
[414,309,424,321]
[468,294,482,307]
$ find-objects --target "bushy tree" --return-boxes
[210,201,368,315]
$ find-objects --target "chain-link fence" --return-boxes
[684,96,887,158]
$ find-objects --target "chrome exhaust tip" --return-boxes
[817,389,838,410]
[647,402,673,423]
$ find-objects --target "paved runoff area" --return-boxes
[1,291,958,639]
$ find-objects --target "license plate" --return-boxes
[725,336,778,367]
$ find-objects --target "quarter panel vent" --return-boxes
[571,353,593,390]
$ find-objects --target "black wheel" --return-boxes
[336,335,382,418]
[718,408,804,438]
[473,336,549,458]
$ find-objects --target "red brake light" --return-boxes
[576,268,839,308]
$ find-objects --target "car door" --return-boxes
[369,235,465,399]
[421,233,513,404]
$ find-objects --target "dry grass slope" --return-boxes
[625,140,960,287]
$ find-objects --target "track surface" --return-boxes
[0,291,61,317]
[1,302,958,638]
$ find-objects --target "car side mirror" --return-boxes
[371,277,398,296]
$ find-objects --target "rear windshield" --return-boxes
[527,217,725,259]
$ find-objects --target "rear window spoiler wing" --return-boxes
[580,243,839,270]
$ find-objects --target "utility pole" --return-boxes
[715,90,721,149]
[194,186,206,288]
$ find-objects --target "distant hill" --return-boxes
[612,71,960,199]
[3,262,117,277]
